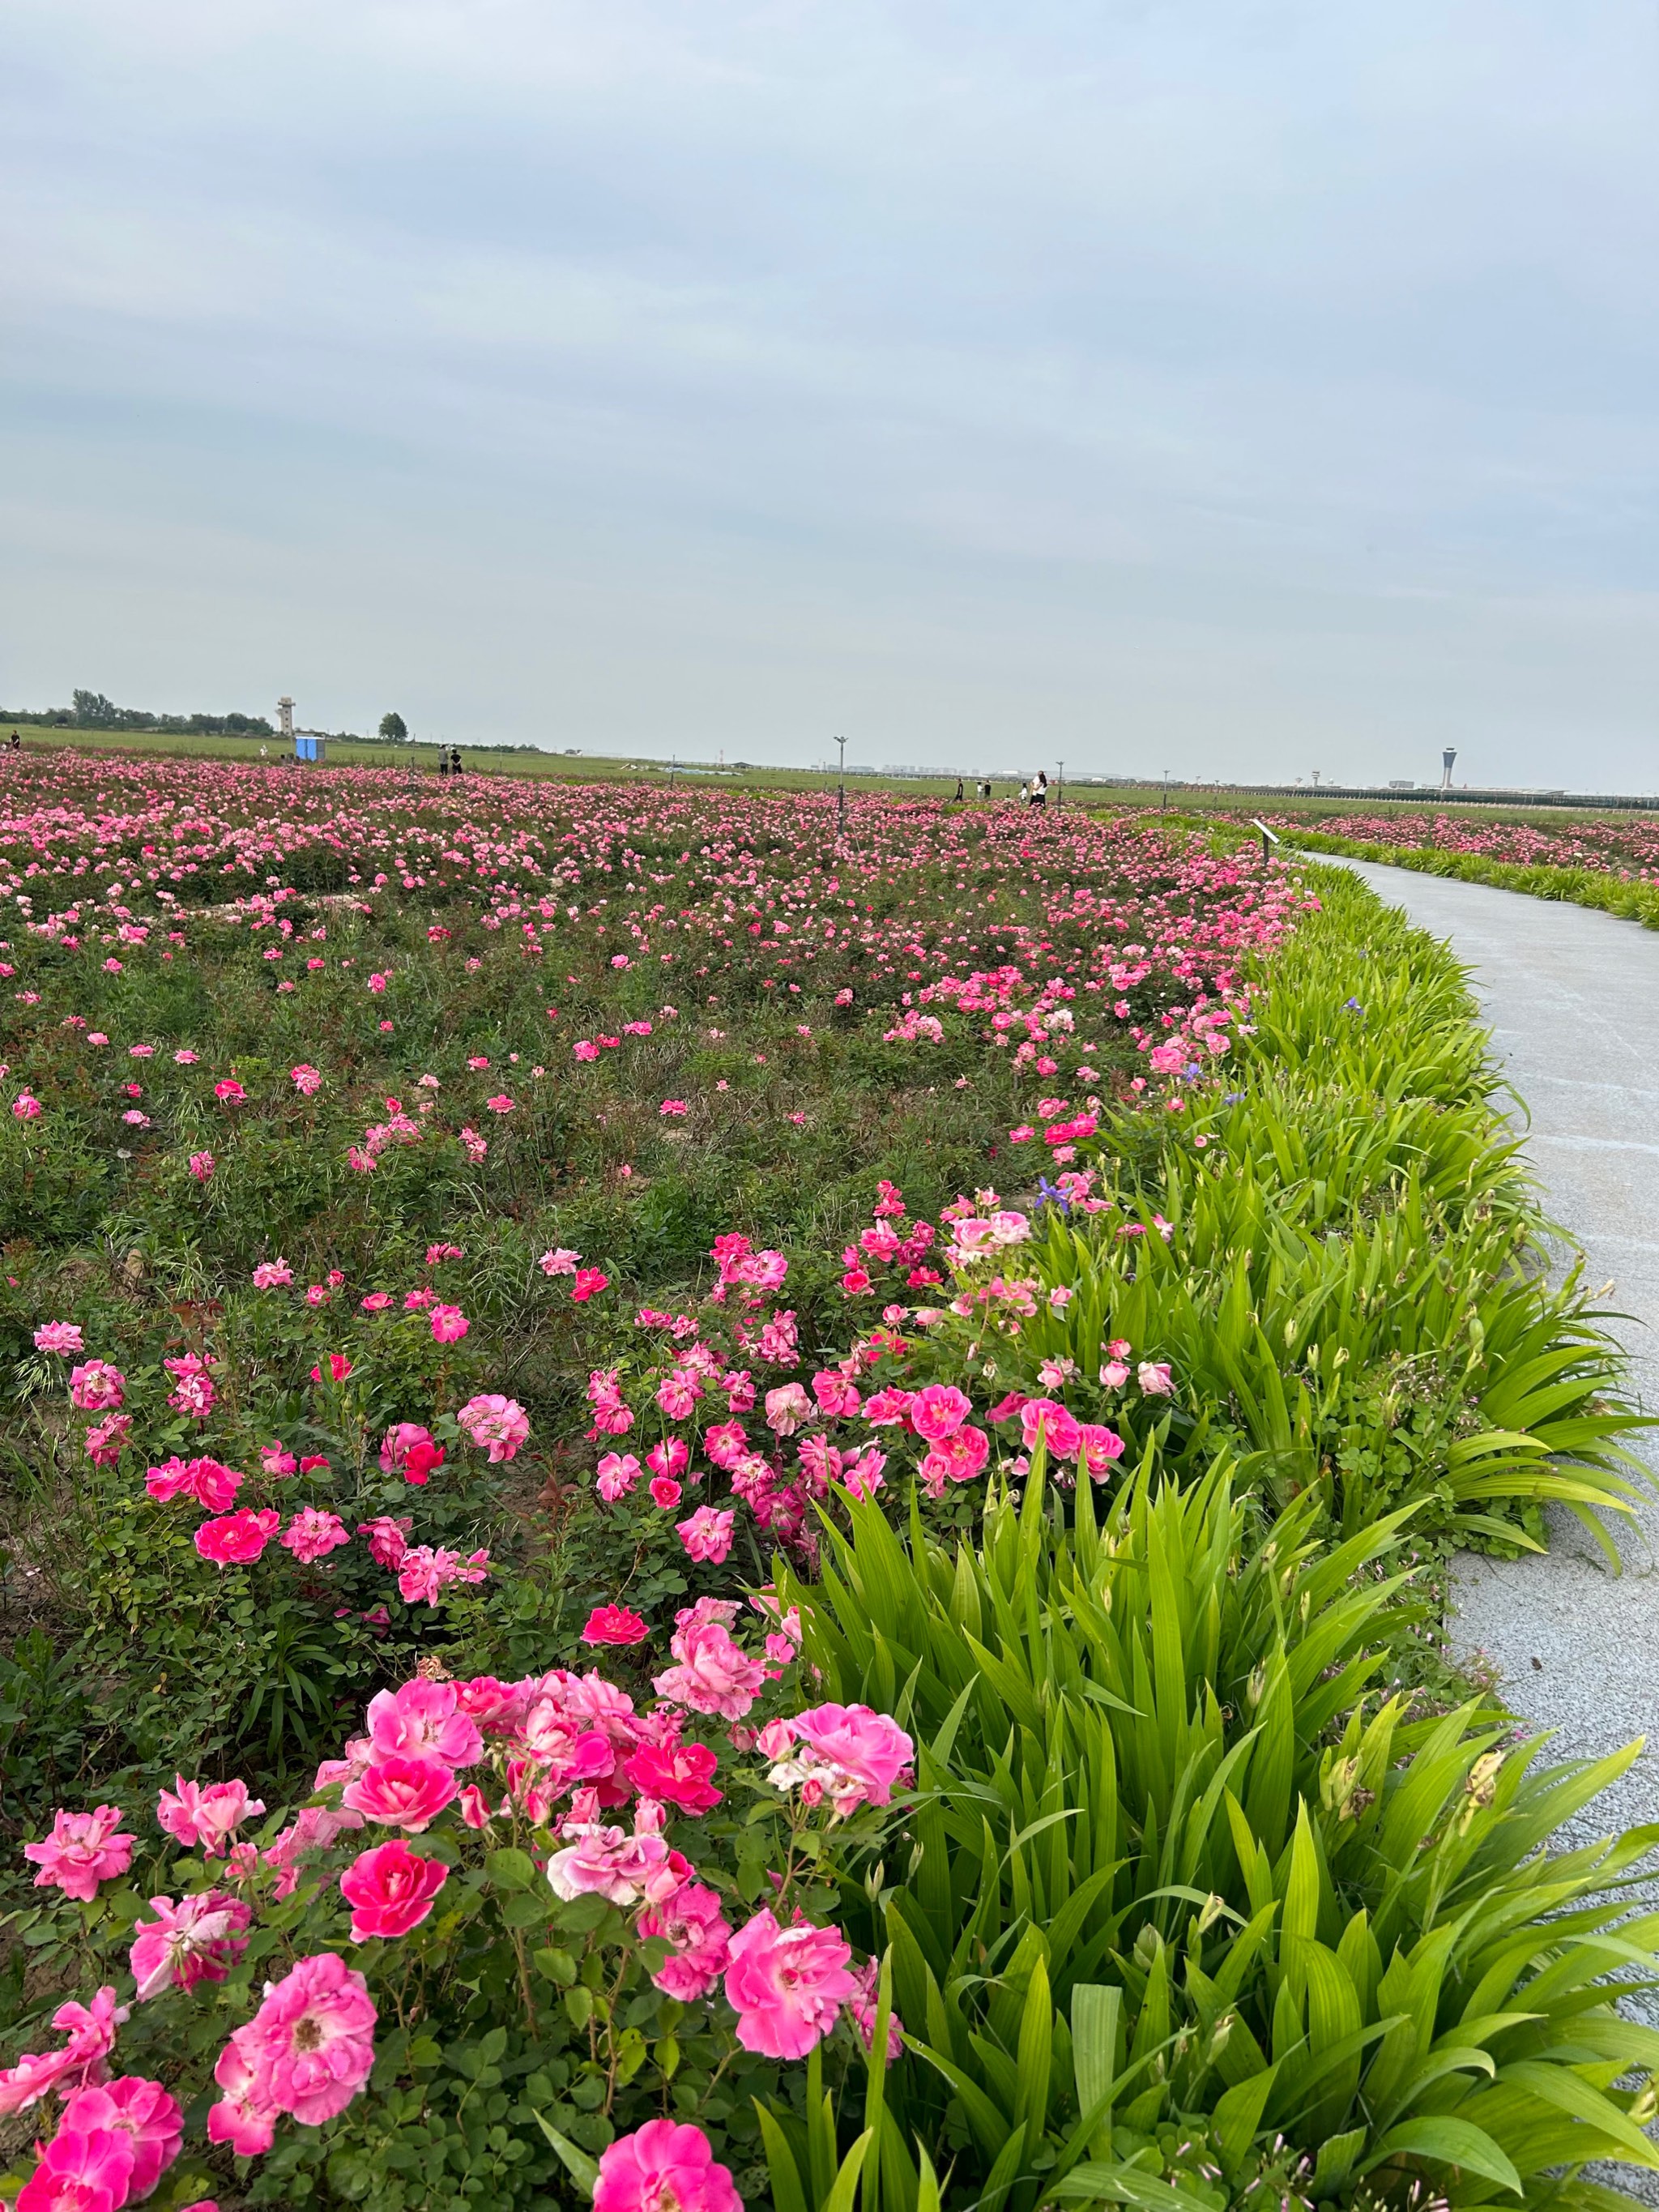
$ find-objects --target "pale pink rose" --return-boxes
[251,1259,293,1289]
[635,1882,732,2001]
[594,2121,742,2212]
[845,1958,904,2060]
[676,1506,735,1565]
[23,1807,135,1902]
[236,1949,377,2125]
[342,1755,457,1832]
[723,1908,858,2058]
[545,1826,672,1907]
[129,1890,252,1999]
[456,1392,530,1462]
[539,1247,581,1275]
[0,1988,126,2116]
[60,2075,184,2200]
[763,1382,812,1436]
[281,1508,351,1565]
[339,1839,449,1941]
[766,1703,914,1818]
[1098,1360,1131,1388]
[909,1383,972,1442]
[68,1360,125,1411]
[156,1777,264,1858]
[207,2028,279,2156]
[290,1063,322,1094]
[1138,1360,1174,1396]
[652,1622,766,1720]
[365,1679,484,1768]
[33,1321,83,1355]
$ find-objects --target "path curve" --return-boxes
[1337,860,1659,1842]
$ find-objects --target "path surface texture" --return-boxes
[1344,862,1659,2195]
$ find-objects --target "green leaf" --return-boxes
[533,2112,600,2196]
[485,1847,538,1891]
[1361,2117,1523,2196]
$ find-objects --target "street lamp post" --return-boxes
[835,735,847,836]
[1162,771,1171,816]
[1057,759,1064,809]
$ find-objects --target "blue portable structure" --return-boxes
[294,734,326,763]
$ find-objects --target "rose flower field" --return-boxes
[2,751,1658,2212]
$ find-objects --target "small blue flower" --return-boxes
[1343,997,1363,1012]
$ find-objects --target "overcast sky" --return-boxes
[3,2,1657,786]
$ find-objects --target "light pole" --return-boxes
[835,735,847,837]
[1057,759,1064,809]
[1161,771,1171,816]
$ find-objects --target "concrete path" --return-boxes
[1338,863,1659,2200]
[1345,862,1659,1831]
[1339,862,1659,1847]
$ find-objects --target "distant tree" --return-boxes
[73,690,118,726]
[379,711,408,743]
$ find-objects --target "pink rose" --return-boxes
[194,1508,281,1566]
[33,1322,83,1355]
[225,1949,377,2129]
[339,1838,449,1941]
[648,1475,682,1510]
[1018,1397,1081,1459]
[634,1885,732,2001]
[723,1908,858,2058]
[57,2075,182,2200]
[129,1890,251,1999]
[763,1381,812,1435]
[653,1621,766,1721]
[68,1360,125,1411]
[583,1604,650,1645]
[1075,1422,1126,1479]
[281,1508,351,1565]
[1138,1360,1175,1396]
[909,1383,972,1443]
[342,1755,458,1833]
[356,1515,412,1568]
[456,1392,530,1463]
[595,1452,642,1501]
[14,2118,136,2212]
[594,2120,742,2212]
[365,1679,483,1767]
[429,1303,469,1343]
[23,1807,135,1902]
[919,1424,990,1492]
[676,1505,734,1565]
[766,1703,914,1818]
[156,1776,265,1857]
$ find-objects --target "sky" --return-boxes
[3,1,1658,788]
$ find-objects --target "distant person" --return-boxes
[953,777,964,801]
[437,751,450,776]
[7,731,19,753]
[1018,782,1030,806]
[1030,771,1048,809]
[450,747,463,775]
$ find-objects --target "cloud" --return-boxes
[2,0,1657,784]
